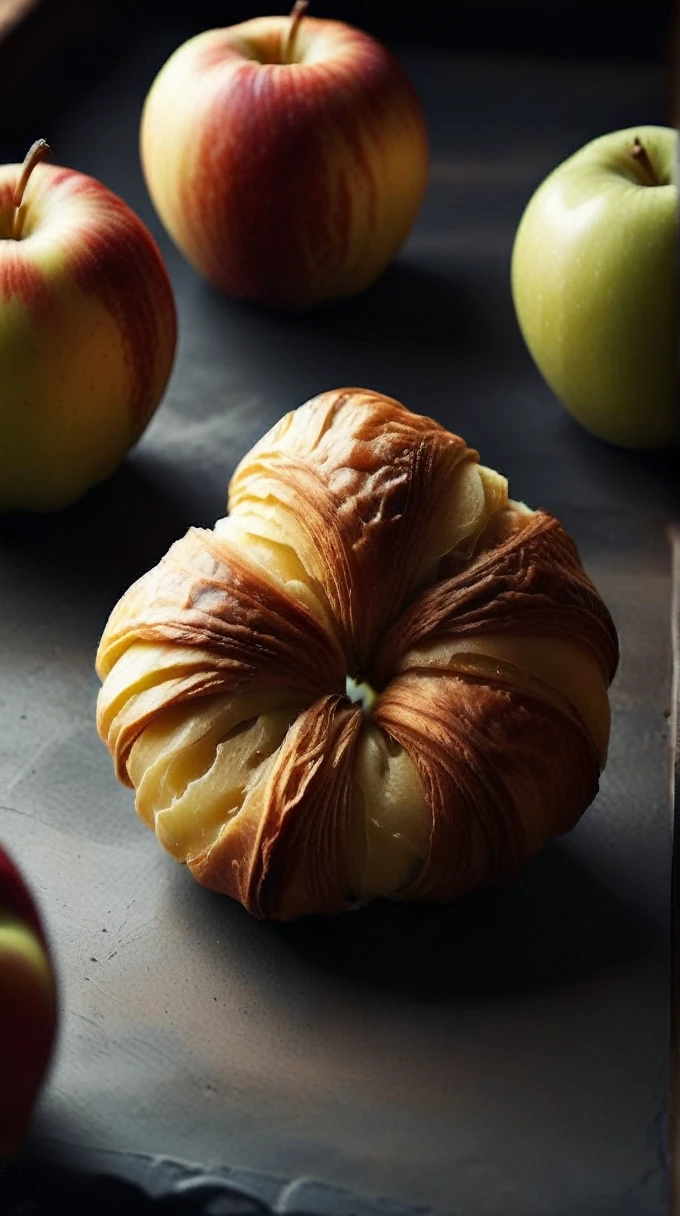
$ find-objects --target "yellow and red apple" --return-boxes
[0,140,177,512]
[0,845,57,1162]
[140,4,429,309]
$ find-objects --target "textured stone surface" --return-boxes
[0,23,675,1216]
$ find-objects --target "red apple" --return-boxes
[0,140,177,512]
[140,3,429,309]
[0,846,57,1162]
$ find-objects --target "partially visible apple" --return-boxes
[0,140,177,512]
[0,846,57,1162]
[140,2,429,309]
[511,125,678,450]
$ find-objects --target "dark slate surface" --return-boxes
[0,25,676,1216]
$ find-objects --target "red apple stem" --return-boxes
[630,136,660,186]
[284,0,309,63]
[12,139,52,239]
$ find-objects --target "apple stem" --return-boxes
[284,0,309,63]
[12,139,52,239]
[630,136,660,186]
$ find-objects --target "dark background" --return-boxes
[114,0,674,58]
[0,0,674,148]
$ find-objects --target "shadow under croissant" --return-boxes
[181,841,657,1002]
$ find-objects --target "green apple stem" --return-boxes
[12,139,52,239]
[630,136,660,186]
[284,0,309,63]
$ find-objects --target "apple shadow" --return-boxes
[201,257,499,365]
[0,459,195,613]
[293,260,493,352]
[554,412,680,519]
[178,839,660,1004]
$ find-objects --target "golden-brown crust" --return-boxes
[97,526,345,689]
[373,510,619,689]
[228,388,477,669]
[375,669,600,903]
[95,388,620,920]
[189,696,362,920]
[96,525,346,780]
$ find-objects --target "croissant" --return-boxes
[96,389,619,920]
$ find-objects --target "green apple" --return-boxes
[511,125,678,450]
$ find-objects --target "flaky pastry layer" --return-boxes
[96,389,619,919]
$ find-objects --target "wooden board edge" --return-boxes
[671,524,680,1214]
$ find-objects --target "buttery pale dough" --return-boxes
[96,389,618,919]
